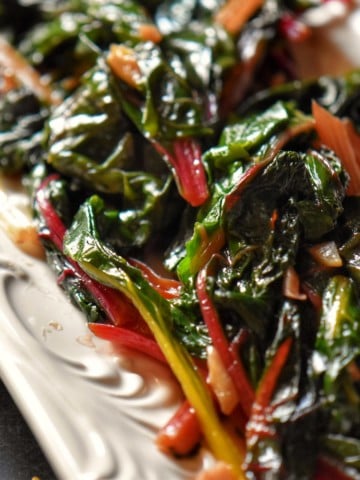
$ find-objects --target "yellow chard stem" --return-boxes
[80,260,246,479]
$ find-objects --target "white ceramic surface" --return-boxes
[310,1,360,67]
[0,5,360,480]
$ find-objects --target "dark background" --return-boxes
[0,380,57,480]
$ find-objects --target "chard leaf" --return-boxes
[314,275,360,388]
[116,42,213,141]
[171,287,211,359]
[86,0,157,45]
[46,60,169,194]
[213,207,300,339]
[82,181,181,251]
[338,197,360,287]
[203,101,293,172]
[211,148,345,328]
[244,301,319,480]
[162,20,236,109]
[0,88,47,174]
[47,61,135,192]
[227,149,346,244]
[323,434,360,472]
[19,0,157,71]
[63,195,246,477]
[46,60,185,249]
[175,101,299,283]
[238,69,360,127]
[155,0,224,33]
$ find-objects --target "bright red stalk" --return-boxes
[312,100,360,196]
[128,258,181,299]
[196,266,255,417]
[88,323,166,363]
[156,399,202,455]
[255,337,293,408]
[153,137,209,207]
[245,337,294,475]
[36,174,66,250]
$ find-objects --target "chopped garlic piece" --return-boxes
[207,345,239,415]
[0,175,44,258]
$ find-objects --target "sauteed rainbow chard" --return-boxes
[0,1,359,479]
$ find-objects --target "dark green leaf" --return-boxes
[314,276,360,389]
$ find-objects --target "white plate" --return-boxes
[0,6,360,480]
